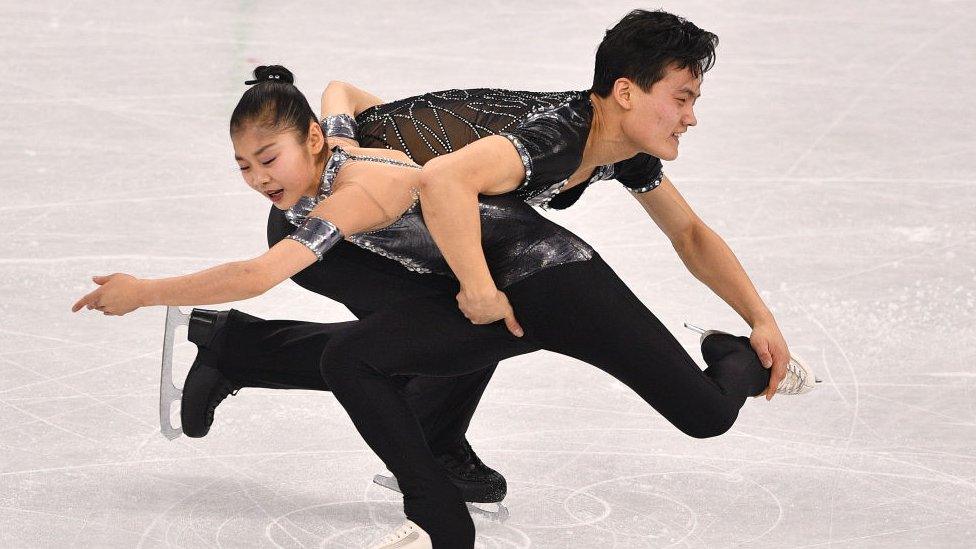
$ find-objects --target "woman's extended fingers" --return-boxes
[71,287,102,312]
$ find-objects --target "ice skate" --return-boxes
[374,437,506,502]
[684,322,821,395]
[367,520,432,549]
[373,471,510,523]
[158,307,241,439]
[437,438,507,503]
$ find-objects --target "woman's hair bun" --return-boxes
[244,65,295,86]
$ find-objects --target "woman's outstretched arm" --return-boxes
[71,165,416,316]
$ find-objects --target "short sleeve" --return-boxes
[614,153,664,193]
[499,100,590,199]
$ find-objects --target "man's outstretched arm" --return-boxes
[632,176,790,400]
[418,135,527,336]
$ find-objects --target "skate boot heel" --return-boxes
[683,321,729,345]
[187,308,229,348]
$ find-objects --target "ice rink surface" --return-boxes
[2,0,975,547]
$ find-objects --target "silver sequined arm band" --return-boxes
[627,171,665,194]
[286,216,345,261]
[320,114,358,140]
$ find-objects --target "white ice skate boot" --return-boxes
[684,322,821,395]
[367,520,432,549]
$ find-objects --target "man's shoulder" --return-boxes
[357,88,587,124]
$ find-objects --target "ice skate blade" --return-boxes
[372,473,402,494]
[467,501,510,523]
[160,306,190,440]
[683,322,706,335]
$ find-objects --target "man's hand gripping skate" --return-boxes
[749,320,790,401]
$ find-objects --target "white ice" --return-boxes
[2,1,975,547]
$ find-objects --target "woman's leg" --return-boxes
[505,254,770,439]
[199,308,501,447]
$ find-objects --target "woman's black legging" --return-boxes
[319,253,771,547]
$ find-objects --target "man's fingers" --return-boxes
[767,364,786,401]
[504,311,524,338]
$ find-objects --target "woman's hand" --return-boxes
[456,287,524,337]
[71,273,146,316]
[749,319,790,401]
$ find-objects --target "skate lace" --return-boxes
[207,379,242,423]
[776,358,807,395]
[438,438,484,474]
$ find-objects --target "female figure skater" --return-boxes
[73,60,816,546]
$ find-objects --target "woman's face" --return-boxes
[232,121,325,210]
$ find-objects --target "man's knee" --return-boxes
[681,411,737,440]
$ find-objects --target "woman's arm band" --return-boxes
[286,216,344,261]
[320,114,358,140]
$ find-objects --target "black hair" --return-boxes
[591,9,718,97]
[229,65,317,142]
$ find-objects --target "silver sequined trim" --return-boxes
[320,114,357,140]
[286,146,420,228]
[525,179,567,208]
[627,170,665,194]
[500,133,533,189]
[529,163,616,210]
[345,234,434,274]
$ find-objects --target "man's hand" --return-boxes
[71,273,145,316]
[749,319,790,401]
[456,287,524,337]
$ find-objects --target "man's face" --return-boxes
[620,64,701,161]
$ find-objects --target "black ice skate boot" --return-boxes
[373,437,508,515]
[437,438,508,504]
[180,308,242,438]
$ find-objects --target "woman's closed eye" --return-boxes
[238,157,276,171]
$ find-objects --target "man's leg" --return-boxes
[504,254,771,438]
[318,295,538,546]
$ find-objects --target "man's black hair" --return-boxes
[592,9,718,97]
